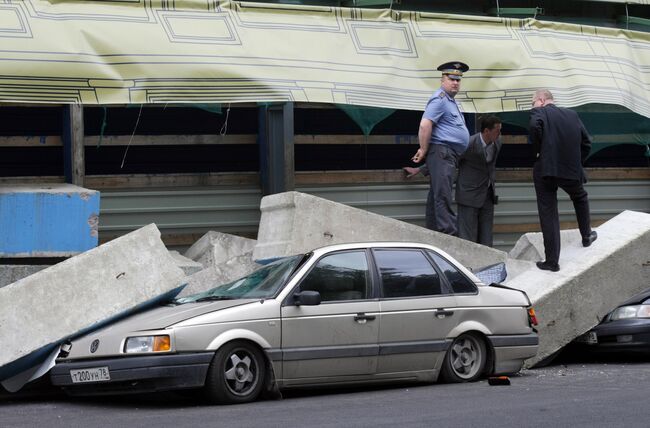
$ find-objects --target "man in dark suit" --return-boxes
[455,115,502,246]
[529,89,598,272]
[403,115,502,246]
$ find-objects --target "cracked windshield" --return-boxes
[174,255,305,303]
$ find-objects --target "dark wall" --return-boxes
[0,105,647,177]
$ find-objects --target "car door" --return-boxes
[425,249,483,330]
[281,249,380,382]
[374,248,459,374]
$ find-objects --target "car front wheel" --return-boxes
[204,341,266,404]
[441,332,486,383]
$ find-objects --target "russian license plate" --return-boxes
[70,367,110,383]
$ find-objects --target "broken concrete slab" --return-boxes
[168,251,204,276]
[178,231,261,296]
[0,223,186,381]
[184,231,257,269]
[178,254,262,297]
[505,210,650,366]
[509,229,583,262]
[253,191,506,271]
[502,258,536,284]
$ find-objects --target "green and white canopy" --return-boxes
[1,1,649,119]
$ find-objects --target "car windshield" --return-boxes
[174,255,304,304]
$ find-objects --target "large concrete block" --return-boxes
[168,251,204,276]
[0,184,100,257]
[505,211,650,366]
[0,223,186,381]
[178,255,262,297]
[253,191,506,270]
[509,229,582,262]
[179,231,261,297]
[502,258,536,284]
[184,231,257,269]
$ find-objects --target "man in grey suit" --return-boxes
[455,115,502,246]
[404,115,502,246]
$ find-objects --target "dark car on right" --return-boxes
[573,288,650,353]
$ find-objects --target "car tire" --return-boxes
[440,332,486,383]
[204,341,266,404]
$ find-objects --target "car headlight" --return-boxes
[609,305,650,321]
[124,335,171,353]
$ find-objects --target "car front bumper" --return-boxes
[576,319,650,352]
[50,352,214,396]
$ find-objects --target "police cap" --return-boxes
[437,61,469,80]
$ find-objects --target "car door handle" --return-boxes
[434,309,454,318]
[354,313,376,323]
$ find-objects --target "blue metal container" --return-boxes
[0,184,100,257]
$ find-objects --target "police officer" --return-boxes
[411,61,470,235]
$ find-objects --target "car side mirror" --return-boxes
[293,290,321,306]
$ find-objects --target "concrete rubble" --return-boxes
[168,251,204,277]
[0,224,186,382]
[509,229,584,264]
[506,210,650,366]
[178,231,261,297]
[184,231,257,268]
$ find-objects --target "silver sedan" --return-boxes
[51,242,538,404]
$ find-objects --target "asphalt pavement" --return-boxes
[2,359,650,428]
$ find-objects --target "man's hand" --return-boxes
[403,166,421,178]
[411,148,426,163]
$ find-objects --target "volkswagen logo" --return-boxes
[90,339,100,353]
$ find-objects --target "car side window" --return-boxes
[297,251,370,302]
[427,251,477,294]
[374,249,442,298]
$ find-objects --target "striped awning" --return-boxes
[1,1,649,118]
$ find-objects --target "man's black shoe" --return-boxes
[536,261,560,272]
[582,231,598,247]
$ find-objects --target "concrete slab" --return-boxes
[505,211,650,366]
[253,191,506,271]
[0,184,100,257]
[503,258,536,283]
[509,229,582,262]
[0,223,186,380]
[178,255,262,297]
[184,231,257,269]
[168,251,204,276]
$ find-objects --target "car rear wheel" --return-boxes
[204,341,266,404]
[441,332,486,383]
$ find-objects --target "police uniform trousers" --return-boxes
[457,191,495,247]
[425,144,459,235]
[533,162,592,265]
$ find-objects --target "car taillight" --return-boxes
[528,307,538,326]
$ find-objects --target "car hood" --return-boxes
[60,299,262,360]
[83,299,258,336]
